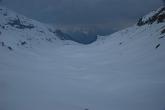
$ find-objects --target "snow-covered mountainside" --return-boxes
[0,6,96,47]
[96,7,165,48]
[0,6,165,110]
[137,6,165,26]
[0,6,78,51]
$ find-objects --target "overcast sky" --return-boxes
[0,0,163,34]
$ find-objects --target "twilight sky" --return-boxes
[0,0,163,34]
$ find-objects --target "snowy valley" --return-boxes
[0,6,165,110]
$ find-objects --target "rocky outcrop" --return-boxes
[137,7,165,26]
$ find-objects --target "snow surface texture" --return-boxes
[0,6,165,110]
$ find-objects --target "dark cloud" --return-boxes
[1,0,163,34]
[163,0,165,5]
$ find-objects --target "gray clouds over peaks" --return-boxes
[1,0,163,34]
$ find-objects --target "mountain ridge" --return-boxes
[1,6,165,51]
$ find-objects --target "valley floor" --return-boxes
[0,41,165,110]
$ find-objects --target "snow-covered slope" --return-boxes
[137,6,165,26]
[0,6,78,51]
[96,7,165,48]
[0,6,165,110]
